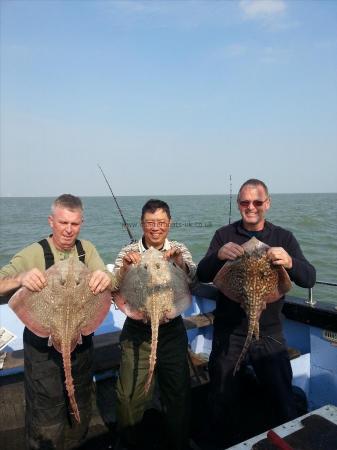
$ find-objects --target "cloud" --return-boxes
[239,0,286,20]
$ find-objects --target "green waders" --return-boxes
[116,316,191,450]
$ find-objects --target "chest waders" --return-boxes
[23,238,95,450]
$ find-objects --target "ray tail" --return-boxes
[62,343,81,423]
[144,293,160,393]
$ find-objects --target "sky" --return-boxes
[1,0,337,196]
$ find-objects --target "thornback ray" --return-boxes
[114,247,191,392]
[8,258,112,423]
[213,237,292,374]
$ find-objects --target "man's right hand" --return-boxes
[118,252,141,278]
[217,242,244,261]
[18,269,47,292]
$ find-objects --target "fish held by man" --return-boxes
[114,247,191,392]
[213,237,292,374]
[8,257,112,422]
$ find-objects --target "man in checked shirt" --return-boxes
[113,199,196,450]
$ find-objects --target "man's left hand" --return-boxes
[267,247,293,270]
[89,270,112,295]
[164,247,187,272]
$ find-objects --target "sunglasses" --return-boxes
[239,199,268,208]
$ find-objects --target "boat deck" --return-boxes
[2,290,337,449]
[228,404,337,450]
[0,313,212,450]
[0,351,210,450]
[0,372,119,450]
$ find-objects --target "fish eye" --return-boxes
[155,263,160,269]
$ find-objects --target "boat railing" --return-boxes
[306,280,337,308]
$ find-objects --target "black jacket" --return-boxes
[197,220,316,335]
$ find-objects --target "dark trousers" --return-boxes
[24,332,93,450]
[207,328,297,447]
[116,316,191,450]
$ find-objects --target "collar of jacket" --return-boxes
[138,237,171,253]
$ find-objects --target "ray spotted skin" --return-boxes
[214,237,292,374]
[9,258,112,422]
[114,247,191,391]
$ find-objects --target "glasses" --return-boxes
[143,221,170,228]
[238,199,268,208]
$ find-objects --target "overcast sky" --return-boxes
[1,0,336,196]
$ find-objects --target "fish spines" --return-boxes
[233,296,260,375]
[145,293,160,393]
[61,342,81,423]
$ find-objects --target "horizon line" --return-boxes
[1,192,336,198]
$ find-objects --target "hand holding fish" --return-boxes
[267,247,293,269]
[214,237,293,374]
[164,247,187,272]
[123,251,142,266]
[88,270,112,294]
[114,247,192,392]
[9,258,112,423]
[118,251,142,280]
[18,268,47,292]
[218,242,244,261]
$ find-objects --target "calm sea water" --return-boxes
[0,194,336,304]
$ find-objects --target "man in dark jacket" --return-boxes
[197,179,316,448]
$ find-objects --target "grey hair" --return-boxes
[51,194,83,214]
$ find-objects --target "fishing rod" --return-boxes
[228,174,232,224]
[97,164,136,243]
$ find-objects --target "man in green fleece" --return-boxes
[0,194,113,450]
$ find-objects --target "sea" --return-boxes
[0,194,336,304]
